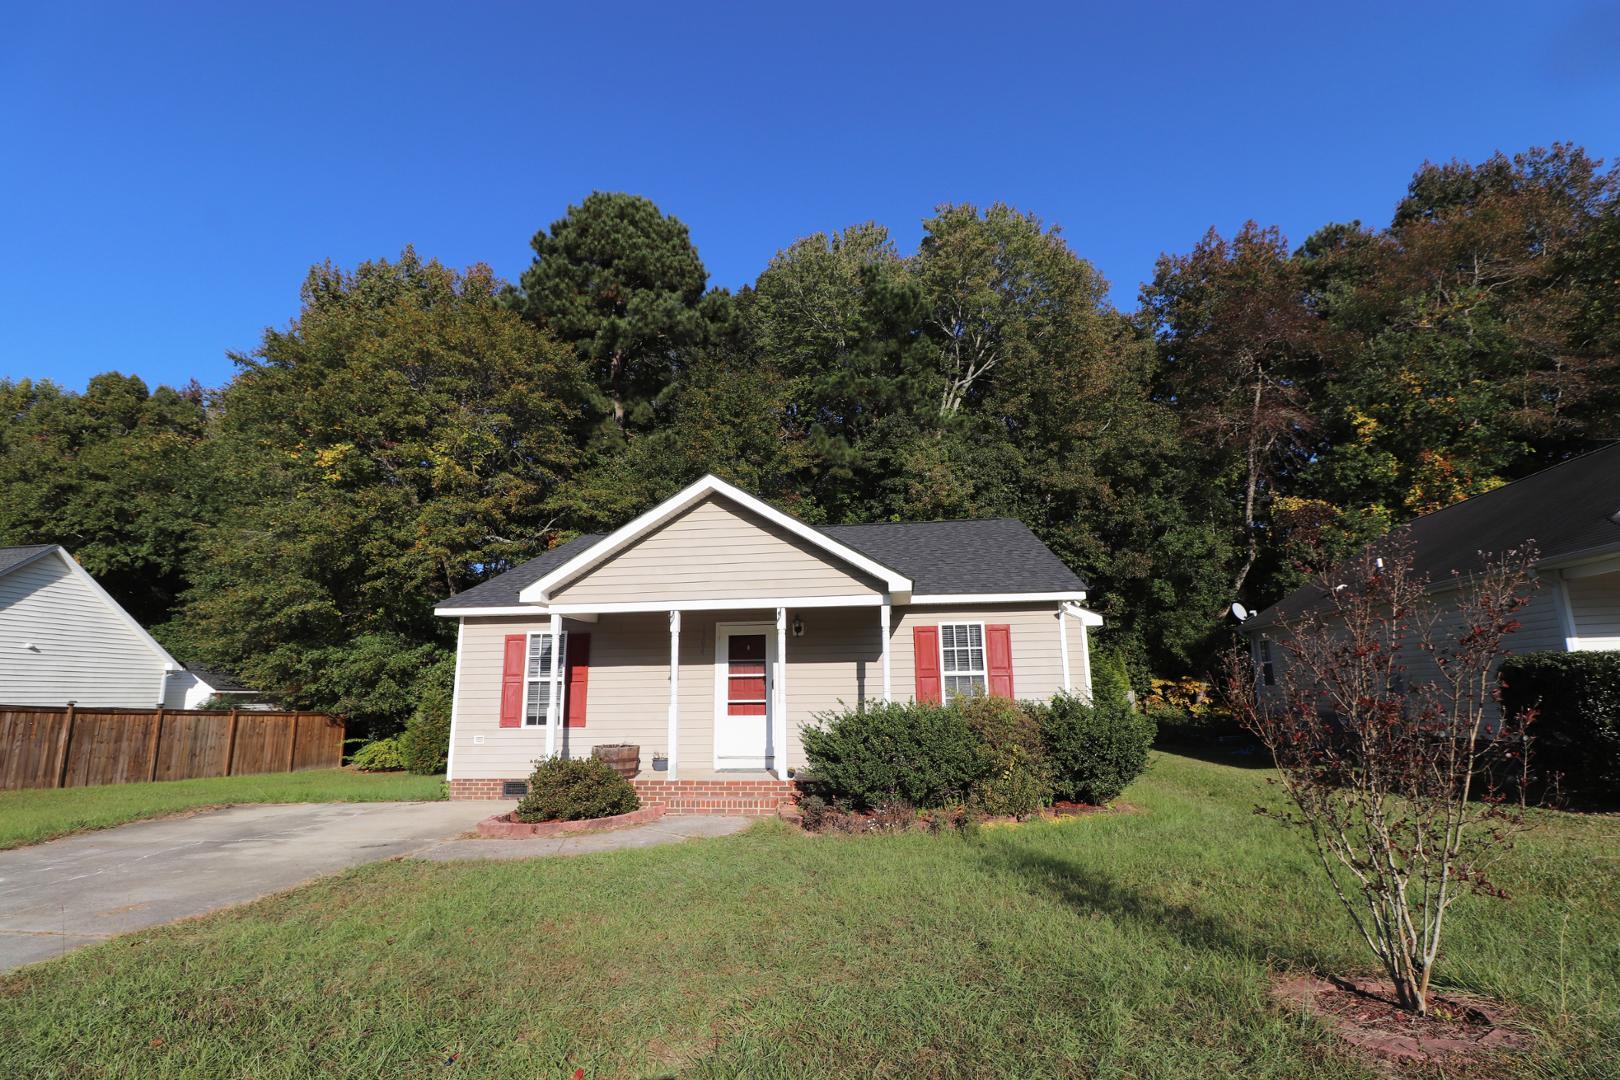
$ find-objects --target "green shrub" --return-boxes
[957,695,1052,818]
[402,654,454,775]
[800,701,982,810]
[515,756,640,822]
[1500,651,1620,807]
[349,735,407,772]
[1039,666,1153,804]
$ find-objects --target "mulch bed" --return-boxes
[475,805,665,839]
[1274,973,1532,1067]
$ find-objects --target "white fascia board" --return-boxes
[52,548,183,670]
[516,474,913,603]
[549,593,884,615]
[433,605,547,618]
[909,591,1088,606]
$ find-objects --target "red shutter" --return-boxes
[986,624,1015,699]
[499,634,526,728]
[913,625,941,704]
[564,633,591,727]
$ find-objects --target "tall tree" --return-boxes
[1144,223,1326,598]
[173,249,586,731]
[0,373,207,625]
[510,192,710,434]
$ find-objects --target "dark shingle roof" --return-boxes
[1251,442,1620,629]
[183,664,253,693]
[434,534,606,611]
[0,545,59,578]
[819,518,1086,595]
[435,517,1085,612]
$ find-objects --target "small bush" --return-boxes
[1040,665,1153,804]
[800,700,981,810]
[1500,651,1620,807]
[957,695,1052,818]
[514,756,640,822]
[402,654,455,775]
[349,735,407,772]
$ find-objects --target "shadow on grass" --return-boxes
[982,841,1333,973]
[1155,736,1272,770]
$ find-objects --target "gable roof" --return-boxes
[0,544,182,669]
[435,480,1088,615]
[1249,442,1620,630]
[183,663,253,693]
[820,518,1086,597]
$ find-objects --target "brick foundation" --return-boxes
[449,776,796,816]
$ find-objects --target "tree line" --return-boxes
[2,143,1614,733]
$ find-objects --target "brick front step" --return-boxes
[449,776,797,816]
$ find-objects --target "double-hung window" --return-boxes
[523,632,567,726]
[940,623,986,700]
[1258,638,1275,687]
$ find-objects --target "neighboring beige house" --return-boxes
[1244,442,1620,709]
[436,475,1102,809]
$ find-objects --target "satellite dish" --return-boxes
[1231,603,1250,622]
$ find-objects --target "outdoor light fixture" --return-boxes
[791,615,804,637]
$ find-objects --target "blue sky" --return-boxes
[2,1,1616,392]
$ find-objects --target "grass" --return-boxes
[1,753,1615,1078]
[0,768,446,850]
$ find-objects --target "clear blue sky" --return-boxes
[3,1,1616,392]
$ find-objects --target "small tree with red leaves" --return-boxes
[1224,541,1539,1015]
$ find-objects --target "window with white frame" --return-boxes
[940,623,986,700]
[523,631,567,726]
[1258,637,1275,687]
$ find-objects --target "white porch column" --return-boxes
[775,607,789,779]
[1079,616,1093,701]
[545,612,561,759]
[667,610,681,780]
[879,601,892,703]
[1058,607,1072,693]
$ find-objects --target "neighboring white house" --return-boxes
[0,544,223,710]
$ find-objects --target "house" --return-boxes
[435,475,1103,809]
[166,663,260,710]
[1244,441,1620,699]
[1,544,190,709]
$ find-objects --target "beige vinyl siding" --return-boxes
[450,601,1071,779]
[889,604,1071,703]
[1567,570,1620,649]
[550,496,882,605]
[0,553,170,708]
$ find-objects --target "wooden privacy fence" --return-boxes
[0,705,345,791]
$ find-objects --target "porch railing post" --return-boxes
[545,613,561,760]
[775,607,789,780]
[879,601,892,704]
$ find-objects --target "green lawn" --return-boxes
[0,768,445,850]
[1,754,1614,1078]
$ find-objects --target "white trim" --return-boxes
[938,621,988,700]
[516,628,567,734]
[1060,602,1104,627]
[1559,554,1620,580]
[446,619,464,781]
[545,614,562,759]
[911,591,1087,606]
[1553,572,1581,651]
[549,594,883,615]
[516,475,913,603]
[667,610,681,780]
[776,607,789,779]
[879,601,892,703]
[712,619,778,771]
[1058,608,1071,693]
[433,605,543,618]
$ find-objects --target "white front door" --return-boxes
[714,622,776,770]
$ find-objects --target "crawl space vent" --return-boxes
[502,780,529,798]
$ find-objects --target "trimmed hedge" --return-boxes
[1500,651,1620,806]
[1038,664,1154,804]
[515,757,641,822]
[349,735,407,772]
[799,701,981,810]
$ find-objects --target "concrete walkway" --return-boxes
[0,802,751,972]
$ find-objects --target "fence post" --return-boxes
[285,712,300,773]
[146,708,164,782]
[224,708,239,776]
[54,703,76,788]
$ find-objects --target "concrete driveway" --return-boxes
[0,800,500,972]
